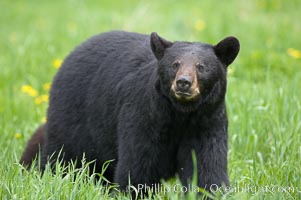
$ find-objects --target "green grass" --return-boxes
[1,0,301,199]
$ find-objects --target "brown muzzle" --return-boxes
[171,65,200,101]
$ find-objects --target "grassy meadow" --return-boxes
[0,0,301,199]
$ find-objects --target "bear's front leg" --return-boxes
[177,123,229,193]
[114,106,174,196]
[114,133,168,197]
[115,144,152,189]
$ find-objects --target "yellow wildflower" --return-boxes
[21,85,38,97]
[41,117,47,123]
[53,58,63,69]
[9,32,18,43]
[194,20,206,32]
[67,22,77,33]
[15,133,22,139]
[287,48,301,59]
[35,95,49,105]
[228,67,235,75]
[43,82,51,91]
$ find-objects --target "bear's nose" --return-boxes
[176,75,192,91]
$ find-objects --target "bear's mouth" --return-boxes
[171,84,200,103]
[175,91,192,97]
[169,89,202,113]
[173,92,199,102]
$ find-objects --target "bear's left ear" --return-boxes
[213,36,240,66]
[150,32,173,60]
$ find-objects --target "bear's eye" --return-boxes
[196,63,205,71]
[172,61,181,69]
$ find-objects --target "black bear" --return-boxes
[20,31,239,194]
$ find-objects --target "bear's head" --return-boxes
[150,32,240,113]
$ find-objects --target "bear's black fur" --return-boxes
[20,31,239,193]
[20,124,44,168]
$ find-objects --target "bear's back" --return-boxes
[45,31,155,162]
[49,30,154,117]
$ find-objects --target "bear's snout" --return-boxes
[176,75,192,92]
[171,66,200,102]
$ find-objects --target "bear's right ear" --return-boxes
[150,32,173,60]
[214,36,240,66]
